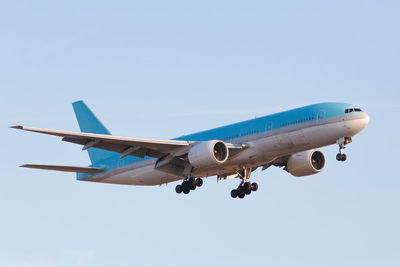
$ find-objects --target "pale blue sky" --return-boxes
[1,1,400,266]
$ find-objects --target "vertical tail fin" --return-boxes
[72,100,116,164]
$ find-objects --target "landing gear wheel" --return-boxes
[237,185,245,196]
[175,184,182,194]
[188,177,196,187]
[243,182,251,192]
[182,181,190,194]
[183,188,190,194]
[231,189,238,198]
[238,193,245,199]
[251,182,258,192]
[336,153,347,161]
[190,184,196,190]
[195,178,203,187]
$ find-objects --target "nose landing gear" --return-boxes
[336,137,352,162]
[175,177,203,195]
[336,152,347,162]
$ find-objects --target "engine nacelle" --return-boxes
[188,140,229,168]
[287,150,326,177]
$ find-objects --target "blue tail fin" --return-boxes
[72,100,116,164]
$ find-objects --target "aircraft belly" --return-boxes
[100,164,181,186]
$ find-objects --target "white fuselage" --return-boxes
[85,112,369,186]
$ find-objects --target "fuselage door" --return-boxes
[317,110,327,125]
[265,121,273,135]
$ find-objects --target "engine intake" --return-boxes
[188,140,229,168]
[286,150,326,177]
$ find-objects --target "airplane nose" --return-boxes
[344,113,370,136]
[354,113,370,133]
[360,113,370,129]
[358,113,370,132]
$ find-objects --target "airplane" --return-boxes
[11,101,370,199]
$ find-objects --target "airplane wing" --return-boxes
[11,126,244,159]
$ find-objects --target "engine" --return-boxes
[188,140,229,168]
[286,150,326,177]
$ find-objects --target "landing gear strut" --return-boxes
[336,137,351,162]
[175,177,203,195]
[230,167,258,199]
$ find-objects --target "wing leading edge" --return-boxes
[11,125,245,160]
[11,125,192,159]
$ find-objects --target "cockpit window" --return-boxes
[345,108,362,113]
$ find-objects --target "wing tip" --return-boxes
[10,125,23,129]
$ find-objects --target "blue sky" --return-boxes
[1,1,399,266]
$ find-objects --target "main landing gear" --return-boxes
[231,181,258,199]
[336,137,352,162]
[175,177,203,194]
[230,167,258,199]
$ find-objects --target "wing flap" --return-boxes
[61,136,155,158]
[21,164,105,173]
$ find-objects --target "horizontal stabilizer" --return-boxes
[11,125,192,158]
[20,164,105,173]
